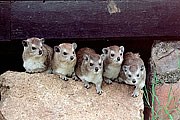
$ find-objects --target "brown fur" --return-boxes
[76,47,99,76]
[22,37,53,73]
[123,52,143,69]
[119,52,146,97]
[52,43,77,80]
[104,45,121,65]
[102,45,124,83]
[75,47,105,94]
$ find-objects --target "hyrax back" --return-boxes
[75,47,105,95]
[22,37,53,73]
[102,45,124,84]
[119,52,146,97]
[52,43,77,81]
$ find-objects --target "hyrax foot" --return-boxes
[72,75,78,81]
[66,74,72,78]
[97,89,103,95]
[131,89,140,97]
[26,71,34,74]
[117,77,124,83]
[96,82,103,95]
[60,75,69,81]
[104,78,112,84]
[83,81,91,89]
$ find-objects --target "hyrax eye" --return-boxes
[140,66,144,71]
[90,63,94,66]
[137,74,140,77]
[111,54,115,57]
[63,52,67,55]
[32,47,36,50]
[128,74,131,78]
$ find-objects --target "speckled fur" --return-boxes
[102,45,124,84]
[22,37,53,73]
[119,52,146,97]
[75,47,105,94]
[52,43,77,81]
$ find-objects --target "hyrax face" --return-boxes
[54,43,77,62]
[102,46,124,64]
[122,64,145,85]
[22,37,45,57]
[83,54,105,74]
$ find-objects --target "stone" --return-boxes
[153,81,180,120]
[0,71,144,120]
[149,40,180,84]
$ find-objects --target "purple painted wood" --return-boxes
[0,2,10,41]
[1,0,180,40]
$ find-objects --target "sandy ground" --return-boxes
[0,71,144,120]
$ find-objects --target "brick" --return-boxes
[153,81,180,120]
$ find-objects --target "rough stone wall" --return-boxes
[149,40,180,120]
[0,71,144,120]
[149,40,180,84]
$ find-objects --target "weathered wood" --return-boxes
[0,2,10,41]
[9,0,180,40]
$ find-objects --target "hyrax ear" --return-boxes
[40,38,45,43]
[140,65,144,71]
[22,40,28,47]
[72,43,77,50]
[120,46,124,52]
[122,65,128,72]
[101,54,106,61]
[54,46,61,53]
[102,47,109,54]
[83,54,89,62]
[135,53,140,57]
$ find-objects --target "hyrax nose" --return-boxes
[95,67,99,72]
[132,79,136,83]
[39,51,42,55]
[70,56,74,60]
[117,57,120,61]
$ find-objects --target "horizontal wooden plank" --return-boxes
[0,2,10,41]
[8,0,180,39]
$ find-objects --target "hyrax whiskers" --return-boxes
[102,45,124,84]
[52,43,77,81]
[22,37,53,74]
[75,47,105,95]
[118,52,146,97]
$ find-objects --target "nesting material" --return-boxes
[0,71,144,120]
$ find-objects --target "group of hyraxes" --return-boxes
[22,37,146,97]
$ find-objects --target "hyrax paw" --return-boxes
[131,91,139,98]
[84,83,91,89]
[72,76,78,81]
[66,74,72,78]
[104,79,112,84]
[26,71,34,74]
[97,90,103,95]
[118,77,124,83]
[60,76,69,81]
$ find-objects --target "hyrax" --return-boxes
[75,47,105,95]
[119,52,146,97]
[22,37,53,73]
[102,45,124,84]
[52,43,77,81]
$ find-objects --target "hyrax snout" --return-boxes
[52,43,77,81]
[119,52,146,97]
[22,37,53,74]
[75,47,105,95]
[102,45,124,84]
